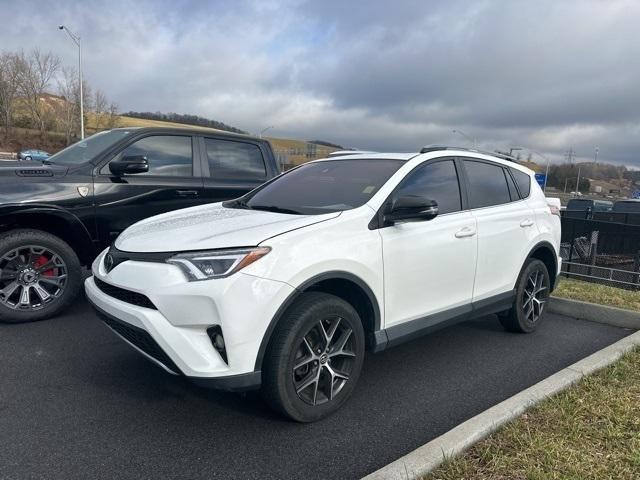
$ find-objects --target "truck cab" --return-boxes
[0,127,279,323]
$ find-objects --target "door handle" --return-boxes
[176,189,199,197]
[455,226,476,238]
[520,219,534,227]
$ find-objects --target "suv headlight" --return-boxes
[166,247,270,281]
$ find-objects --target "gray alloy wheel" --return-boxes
[0,245,68,311]
[262,292,365,422]
[292,315,357,406]
[24,156,32,161]
[499,258,550,333]
[522,269,548,324]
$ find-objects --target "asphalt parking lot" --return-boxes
[0,297,632,480]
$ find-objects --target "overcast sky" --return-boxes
[2,0,639,167]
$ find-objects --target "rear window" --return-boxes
[566,199,593,210]
[510,168,531,198]
[613,201,640,213]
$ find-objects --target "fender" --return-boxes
[253,271,382,371]
[0,204,96,264]
[522,240,560,290]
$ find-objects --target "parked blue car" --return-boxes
[18,149,51,162]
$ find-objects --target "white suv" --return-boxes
[85,147,561,422]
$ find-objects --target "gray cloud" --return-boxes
[1,0,639,166]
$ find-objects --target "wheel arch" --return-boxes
[525,241,559,291]
[0,206,95,266]
[254,271,382,371]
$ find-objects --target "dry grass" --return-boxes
[554,277,640,312]
[425,348,640,480]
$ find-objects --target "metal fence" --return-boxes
[561,209,640,225]
[560,216,640,289]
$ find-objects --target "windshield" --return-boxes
[233,159,404,215]
[47,129,133,165]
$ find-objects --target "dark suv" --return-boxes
[0,127,280,323]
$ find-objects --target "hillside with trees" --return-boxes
[0,48,119,152]
[123,111,246,134]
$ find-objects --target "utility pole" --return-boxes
[575,165,582,195]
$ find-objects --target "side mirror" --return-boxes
[109,155,149,175]
[384,195,438,225]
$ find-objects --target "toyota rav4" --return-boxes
[85,147,561,422]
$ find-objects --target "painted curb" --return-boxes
[362,300,640,480]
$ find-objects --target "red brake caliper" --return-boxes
[33,255,55,277]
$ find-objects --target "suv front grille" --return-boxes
[94,277,157,310]
[98,312,182,374]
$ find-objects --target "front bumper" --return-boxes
[85,249,294,391]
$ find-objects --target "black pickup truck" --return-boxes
[0,127,280,323]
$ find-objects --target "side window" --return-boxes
[504,168,519,201]
[110,135,193,176]
[464,160,511,208]
[510,168,531,198]
[205,138,266,180]
[394,160,462,214]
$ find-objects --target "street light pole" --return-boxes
[259,126,273,138]
[452,129,477,148]
[59,25,84,139]
[514,146,551,193]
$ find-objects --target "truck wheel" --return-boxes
[499,259,550,333]
[262,292,365,422]
[0,229,82,323]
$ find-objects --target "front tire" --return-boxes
[262,292,365,422]
[0,229,82,323]
[499,259,550,333]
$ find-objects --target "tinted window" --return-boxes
[464,160,511,208]
[394,160,462,214]
[205,138,266,179]
[504,169,519,201]
[117,135,192,176]
[613,201,640,213]
[240,159,404,215]
[566,199,594,210]
[510,168,531,198]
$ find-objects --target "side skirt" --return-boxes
[372,290,515,352]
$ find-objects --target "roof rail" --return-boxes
[419,144,518,162]
[327,150,377,157]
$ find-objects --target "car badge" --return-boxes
[77,186,90,197]
[104,254,115,273]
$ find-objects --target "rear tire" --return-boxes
[0,229,82,323]
[499,259,550,333]
[262,292,365,422]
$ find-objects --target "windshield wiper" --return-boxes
[249,205,302,215]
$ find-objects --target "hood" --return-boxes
[115,203,341,252]
[0,160,68,178]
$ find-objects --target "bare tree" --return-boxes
[106,102,119,128]
[56,67,79,145]
[93,89,107,130]
[0,52,22,139]
[18,49,61,138]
